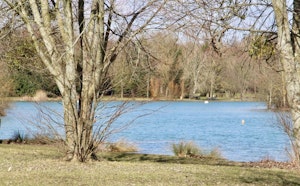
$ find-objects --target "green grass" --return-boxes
[0,144,299,185]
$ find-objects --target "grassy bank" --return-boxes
[0,144,299,185]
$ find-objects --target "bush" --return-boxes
[172,141,201,157]
[104,139,138,153]
[29,134,63,145]
[2,131,64,147]
[11,130,28,143]
[207,147,223,159]
[172,141,222,159]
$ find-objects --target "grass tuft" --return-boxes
[172,141,223,159]
[208,147,223,159]
[29,134,64,145]
[172,141,201,157]
[104,139,138,152]
[11,130,28,143]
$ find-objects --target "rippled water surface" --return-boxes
[0,101,290,162]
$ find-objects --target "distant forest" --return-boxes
[0,30,283,108]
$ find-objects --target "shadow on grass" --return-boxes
[99,152,232,166]
[238,169,300,186]
[100,152,300,185]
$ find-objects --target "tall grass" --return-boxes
[101,139,138,152]
[172,141,201,157]
[11,130,28,143]
[172,141,222,159]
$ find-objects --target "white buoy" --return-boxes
[204,100,209,104]
[241,119,245,125]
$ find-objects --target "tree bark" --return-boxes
[272,0,300,158]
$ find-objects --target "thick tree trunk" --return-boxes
[273,0,300,159]
[4,0,166,163]
[210,76,214,99]
[75,97,95,161]
[268,83,273,109]
[281,72,287,108]
[63,96,76,161]
[62,84,96,162]
[291,0,300,157]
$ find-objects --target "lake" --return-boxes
[0,101,290,162]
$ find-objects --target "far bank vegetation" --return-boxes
[0,60,13,116]
[1,31,284,108]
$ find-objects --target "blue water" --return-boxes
[0,101,290,162]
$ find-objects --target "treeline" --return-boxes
[0,30,284,107]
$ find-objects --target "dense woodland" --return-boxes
[0,29,284,107]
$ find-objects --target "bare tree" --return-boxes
[182,42,207,99]
[201,0,300,160]
[2,0,166,162]
[110,39,153,98]
[271,0,300,159]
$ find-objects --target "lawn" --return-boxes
[0,144,299,185]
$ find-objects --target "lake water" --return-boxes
[0,101,290,162]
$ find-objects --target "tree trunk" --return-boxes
[281,71,287,108]
[291,0,300,157]
[146,73,150,99]
[63,95,96,162]
[63,96,77,160]
[210,76,214,99]
[273,0,300,158]
[180,80,185,100]
[268,82,273,109]
[76,96,95,161]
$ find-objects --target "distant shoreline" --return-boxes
[2,95,261,103]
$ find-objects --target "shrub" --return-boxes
[7,130,63,145]
[11,130,28,143]
[172,141,201,157]
[29,134,63,145]
[207,147,223,159]
[172,141,223,159]
[105,139,138,152]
